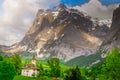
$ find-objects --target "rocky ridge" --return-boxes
[1,4,114,62]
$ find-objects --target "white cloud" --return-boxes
[74,0,119,19]
[0,0,60,46]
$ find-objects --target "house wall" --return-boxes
[21,69,39,77]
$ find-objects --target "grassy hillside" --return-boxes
[66,51,105,67]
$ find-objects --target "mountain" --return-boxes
[0,45,7,48]
[1,4,114,63]
[100,5,120,51]
[66,5,120,67]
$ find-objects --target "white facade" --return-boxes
[21,69,39,77]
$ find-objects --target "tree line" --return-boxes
[0,48,120,80]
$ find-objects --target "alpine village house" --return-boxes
[21,56,39,77]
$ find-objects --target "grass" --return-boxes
[13,76,53,80]
[13,76,35,80]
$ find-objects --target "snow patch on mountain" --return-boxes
[91,18,112,27]
[52,11,59,19]
[74,6,112,28]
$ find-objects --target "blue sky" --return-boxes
[100,0,120,5]
[60,0,89,6]
[60,0,120,6]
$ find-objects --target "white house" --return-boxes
[21,56,39,77]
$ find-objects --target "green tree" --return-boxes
[0,55,3,61]
[47,58,61,77]
[64,66,82,80]
[88,48,120,80]
[100,48,120,80]
[11,54,22,75]
[0,59,16,80]
[87,66,101,80]
[37,63,44,76]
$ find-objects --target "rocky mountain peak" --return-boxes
[101,5,120,51]
[110,5,120,41]
[1,4,115,62]
[54,3,67,11]
[112,5,120,23]
[107,5,120,39]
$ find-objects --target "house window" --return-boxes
[26,70,29,73]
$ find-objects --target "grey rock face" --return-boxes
[3,4,115,61]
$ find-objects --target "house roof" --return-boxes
[22,64,38,69]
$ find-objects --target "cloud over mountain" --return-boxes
[74,0,118,19]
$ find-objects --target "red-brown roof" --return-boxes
[22,64,38,69]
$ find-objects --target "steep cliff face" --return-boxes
[101,5,120,51]
[4,4,112,61]
[109,5,120,44]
